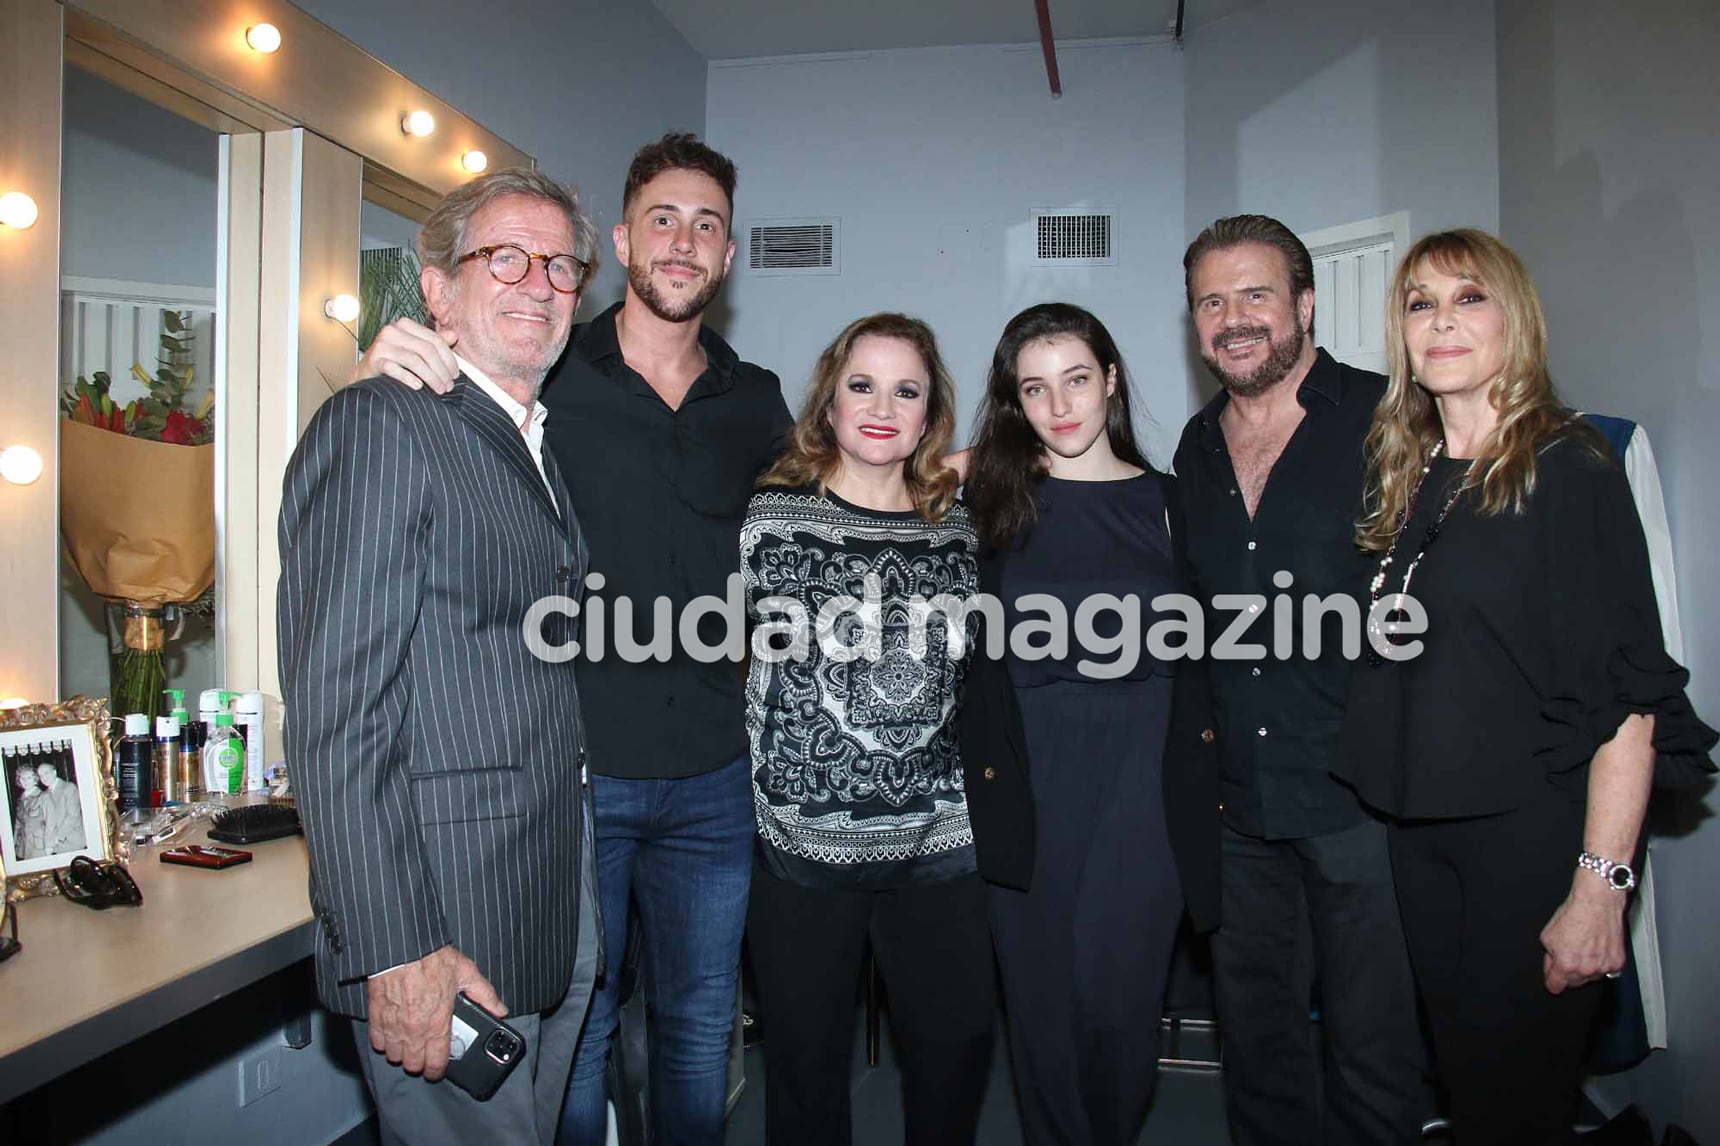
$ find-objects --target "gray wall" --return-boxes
[706,40,1189,461]
[61,65,219,287]
[1183,0,1499,244]
[291,0,708,310]
[1498,1,1720,1139]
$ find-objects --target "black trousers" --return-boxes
[1389,796,1603,1146]
[746,863,996,1146]
[1211,817,1428,1146]
[989,678,1182,1146]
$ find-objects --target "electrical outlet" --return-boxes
[239,1047,282,1106]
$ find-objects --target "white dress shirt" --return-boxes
[457,354,556,510]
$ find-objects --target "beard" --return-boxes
[628,257,724,323]
[460,323,566,402]
[1201,322,1306,398]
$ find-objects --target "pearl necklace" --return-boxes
[1366,441,1470,666]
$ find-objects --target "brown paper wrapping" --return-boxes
[59,420,216,606]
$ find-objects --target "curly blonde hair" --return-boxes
[1356,228,1604,551]
[758,313,959,522]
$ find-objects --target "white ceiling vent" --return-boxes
[746,218,839,275]
[1034,210,1114,264]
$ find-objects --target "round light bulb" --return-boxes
[245,23,282,53]
[0,445,43,485]
[0,698,29,711]
[402,110,436,138]
[324,294,361,324]
[461,149,489,174]
[0,191,40,230]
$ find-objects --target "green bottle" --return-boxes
[208,712,246,796]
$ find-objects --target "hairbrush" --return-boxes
[207,803,303,844]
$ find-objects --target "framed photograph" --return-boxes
[2,697,123,901]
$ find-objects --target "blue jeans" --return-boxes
[558,754,753,1146]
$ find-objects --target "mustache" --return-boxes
[1211,325,1273,351]
[654,259,705,275]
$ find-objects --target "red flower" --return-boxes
[161,409,197,445]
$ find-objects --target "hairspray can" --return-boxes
[153,715,182,806]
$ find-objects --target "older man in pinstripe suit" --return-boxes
[279,168,602,1144]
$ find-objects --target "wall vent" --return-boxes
[746,218,839,275]
[1034,211,1113,263]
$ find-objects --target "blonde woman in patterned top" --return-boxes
[741,312,992,1145]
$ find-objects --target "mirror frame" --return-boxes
[0,0,535,704]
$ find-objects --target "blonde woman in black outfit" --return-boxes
[1336,229,1715,1145]
[960,303,1220,1146]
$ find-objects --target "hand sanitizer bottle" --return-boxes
[205,713,247,797]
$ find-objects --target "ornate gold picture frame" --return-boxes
[1,697,124,901]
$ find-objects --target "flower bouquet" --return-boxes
[59,310,215,725]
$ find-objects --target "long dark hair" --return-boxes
[965,303,1150,552]
[757,313,961,521]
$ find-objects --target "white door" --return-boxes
[1300,213,1410,376]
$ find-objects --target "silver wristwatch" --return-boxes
[1577,851,1637,892]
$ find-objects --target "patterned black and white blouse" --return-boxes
[741,486,981,888]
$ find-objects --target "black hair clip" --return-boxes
[53,856,143,909]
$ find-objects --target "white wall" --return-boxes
[1498,1,1720,1139]
[290,0,707,310]
[706,40,1188,462]
[1183,0,1499,249]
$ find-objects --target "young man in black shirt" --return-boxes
[357,136,791,1146]
[1173,215,1426,1146]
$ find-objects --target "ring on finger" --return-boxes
[1604,970,1623,980]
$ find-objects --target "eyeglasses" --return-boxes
[0,901,18,964]
[456,244,590,293]
[53,856,143,909]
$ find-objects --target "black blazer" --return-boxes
[279,376,594,1018]
[957,471,1221,933]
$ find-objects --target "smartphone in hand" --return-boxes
[444,992,526,1100]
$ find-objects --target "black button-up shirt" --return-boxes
[542,302,793,780]
[1172,349,1384,839]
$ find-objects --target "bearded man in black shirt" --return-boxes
[1172,215,1428,1146]
[357,135,791,1146]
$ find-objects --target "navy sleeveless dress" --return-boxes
[990,473,1184,1145]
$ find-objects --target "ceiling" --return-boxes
[649,0,1254,61]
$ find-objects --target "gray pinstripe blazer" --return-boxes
[278,375,592,1019]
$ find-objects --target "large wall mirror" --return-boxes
[0,0,532,714]
[57,59,233,710]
